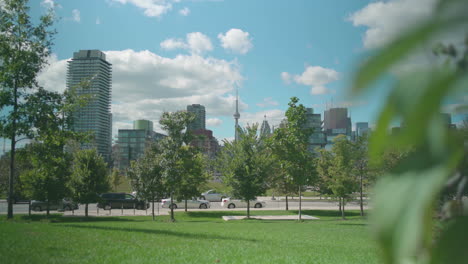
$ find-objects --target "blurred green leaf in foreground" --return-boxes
[351,0,468,263]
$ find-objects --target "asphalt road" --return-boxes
[0,198,368,217]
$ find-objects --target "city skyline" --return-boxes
[4,0,463,150]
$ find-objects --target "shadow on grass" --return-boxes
[13,214,142,223]
[293,210,362,218]
[60,224,258,242]
[336,223,368,226]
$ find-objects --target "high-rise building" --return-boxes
[305,108,326,150]
[190,129,220,158]
[355,122,369,138]
[115,120,165,170]
[187,104,206,131]
[233,90,241,141]
[67,50,112,163]
[324,107,351,133]
[260,115,271,137]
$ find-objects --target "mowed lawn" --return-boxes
[0,210,379,264]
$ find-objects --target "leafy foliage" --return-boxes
[69,149,110,217]
[0,0,55,218]
[351,0,468,263]
[217,124,273,218]
[268,97,316,218]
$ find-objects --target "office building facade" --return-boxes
[67,50,112,163]
[305,108,326,150]
[187,104,206,131]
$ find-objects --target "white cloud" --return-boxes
[348,0,437,49]
[41,0,55,9]
[239,109,285,130]
[110,0,175,18]
[179,7,190,16]
[96,17,101,25]
[218,28,253,54]
[280,72,291,84]
[283,66,339,95]
[160,32,213,54]
[38,49,244,136]
[206,118,223,127]
[310,86,330,95]
[72,9,80,22]
[37,54,68,93]
[256,97,279,108]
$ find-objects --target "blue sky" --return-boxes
[9,0,462,147]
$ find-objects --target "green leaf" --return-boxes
[371,150,462,264]
[431,216,468,264]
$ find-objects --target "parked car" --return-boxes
[200,190,227,202]
[161,198,210,209]
[31,198,78,212]
[221,197,266,209]
[97,193,149,210]
[7,193,30,204]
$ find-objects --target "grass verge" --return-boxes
[0,210,378,264]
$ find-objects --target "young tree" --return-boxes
[328,135,359,219]
[127,142,165,221]
[0,0,55,219]
[159,111,195,222]
[177,146,208,212]
[69,149,110,217]
[269,97,316,220]
[353,135,371,217]
[217,124,272,218]
[110,168,123,192]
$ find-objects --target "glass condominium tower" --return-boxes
[67,50,112,163]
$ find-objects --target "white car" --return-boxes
[221,197,266,209]
[200,190,227,202]
[161,198,210,209]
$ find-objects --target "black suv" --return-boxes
[97,193,149,210]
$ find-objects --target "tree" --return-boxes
[315,148,334,199]
[328,135,359,219]
[217,124,272,218]
[69,149,110,217]
[21,142,71,217]
[127,142,165,221]
[110,168,123,192]
[0,0,55,219]
[351,0,468,262]
[158,111,195,222]
[177,146,207,212]
[352,135,372,217]
[269,97,316,220]
[20,87,88,217]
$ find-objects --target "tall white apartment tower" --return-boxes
[67,50,112,163]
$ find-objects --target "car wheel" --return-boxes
[228,203,235,209]
[104,204,111,210]
[170,204,177,209]
[33,205,41,212]
[199,203,208,209]
[254,203,262,208]
[136,204,143,210]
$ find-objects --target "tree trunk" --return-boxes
[298,186,302,221]
[85,203,88,217]
[170,192,175,222]
[152,198,155,221]
[285,195,289,211]
[338,197,342,213]
[360,174,364,217]
[341,197,346,220]
[247,200,250,219]
[185,199,188,212]
[46,200,50,218]
[7,78,19,220]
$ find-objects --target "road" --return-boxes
[0,198,369,217]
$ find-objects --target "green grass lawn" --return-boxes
[0,210,379,264]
